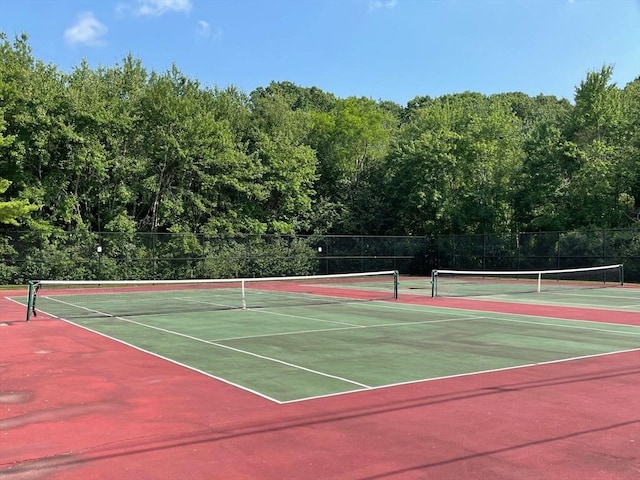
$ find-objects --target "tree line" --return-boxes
[1,33,639,240]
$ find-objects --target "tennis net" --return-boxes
[430,264,623,298]
[25,270,399,322]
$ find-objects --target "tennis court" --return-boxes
[402,281,640,312]
[12,277,640,403]
[2,270,639,479]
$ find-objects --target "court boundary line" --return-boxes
[460,296,640,312]
[332,297,640,329]
[8,303,640,407]
[177,296,365,327]
[209,316,484,342]
[16,294,640,404]
[419,288,640,313]
[281,347,640,404]
[40,296,373,390]
[480,316,640,336]
[294,296,640,335]
[31,310,285,403]
[415,301,640,329]
[207,312,640,343]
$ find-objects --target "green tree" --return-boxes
[249,85,318,233]
[563,66,636,228]
[570,65,622,143]
[65,55,148,232]
[385,92,523,235]
[0,178,38,224]
[308,96,396,233]
[619,77,640,223]
[136,66,266,235]
[0,32,79,230]
[512,96,574,231]
[252,81,337,113]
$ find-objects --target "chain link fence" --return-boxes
[1,229,638,285]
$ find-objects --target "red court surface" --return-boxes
[1,289,639,479]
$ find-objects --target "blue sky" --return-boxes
[1,0,638,105]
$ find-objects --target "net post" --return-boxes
[393,270,399,300]
[26,281,37,322]
[536,272,542,293]
[431,269,438,297]
[620,264,624,286]
[241,280,247,309]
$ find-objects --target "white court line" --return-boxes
[245,298,487,323]
[291,297,640,334]
[544,291,639,300]
[41,312,284,403]
[40,296,372,390]
[16,298,288,402]
[5,296,27,307]
[459,293,640,312]
[45,293,639,338]
[38,296,482,390]
[211,316,483,342]
[241,302,640,338]
[534,294,640,310]
[173,294,486,340]
[421,301,640,330]
[281,347,640,404]
[174,296,242,311]
[484,316,640,336]
[175,296,363,327]
[32,295,640,404]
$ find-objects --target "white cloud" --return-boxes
[64,12,108,46]
[368,0,398,12]
[196,20,222,40]
[136,0,192,16]
[197,20,210,36]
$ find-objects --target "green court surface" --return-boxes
[14,288,640,403]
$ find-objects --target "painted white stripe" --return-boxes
[212,316,483,342]
[39,296,372,390]
[486,316,640,336]
[419,302,640,330]
[281,348,640,404]
[30,295,640,404]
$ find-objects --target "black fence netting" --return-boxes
[1,229,638,284]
